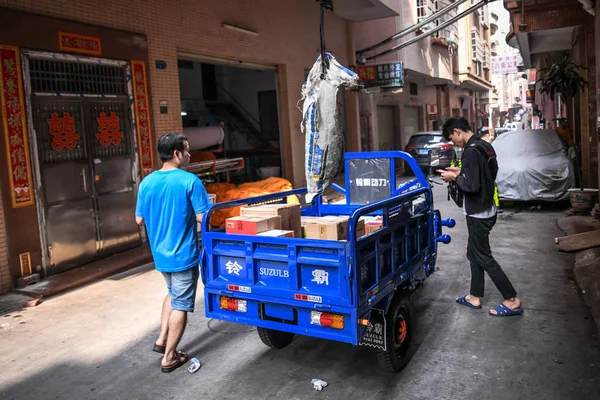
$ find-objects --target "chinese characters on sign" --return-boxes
[357,62,404,88]
[0,45,34,208]
[47,112,80,151]
[491,55,519,75]
[358,309,386,350]
[311,269,329,286]
[131,60,154,178]
[58,31,102,56]
[355,178,388,187]
[367,322,383,336]
[96,112,124,147]
[225,260,243,276]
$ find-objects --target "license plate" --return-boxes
[418,149,429,155]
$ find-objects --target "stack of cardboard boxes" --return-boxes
[225,205,385,241]
[226,204,301,238]
[301,216,365,240]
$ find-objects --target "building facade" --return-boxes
[354,0,493,156]
[354,0,462,154]
[504,0,597,188]
[456,0,494,131]
[0,0,399,293]
[488,1,528,128]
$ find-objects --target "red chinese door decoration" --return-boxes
[131,60,154,178]
[0,45,35,208]
[96,112,123,147]
[47,112,80,151]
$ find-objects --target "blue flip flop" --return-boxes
[489,303,524,317]
[456,295,482,310]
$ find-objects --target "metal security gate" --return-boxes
[27,54,141,275]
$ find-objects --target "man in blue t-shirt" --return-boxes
[135,132,212,373]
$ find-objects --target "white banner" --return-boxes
[491,55,519,75]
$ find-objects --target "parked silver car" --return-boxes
[493,129,575,201]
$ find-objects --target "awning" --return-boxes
[515,27,576,69]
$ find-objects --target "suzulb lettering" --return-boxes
[259,268,289,278]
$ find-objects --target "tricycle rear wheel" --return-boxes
[257,327,295,349]
[376,293,414,372]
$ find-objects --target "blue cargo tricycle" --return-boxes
[200,151,454,372]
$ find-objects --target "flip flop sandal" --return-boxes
[161,351,189,373]
[489,303,524,317]
[152,344,166,354]
[456,295,482,310]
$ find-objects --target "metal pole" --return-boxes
[364,0,495,62]
[356,0,470,56]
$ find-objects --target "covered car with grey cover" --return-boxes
[492,129,575,201]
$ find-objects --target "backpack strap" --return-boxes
[468,140,495,161]
[467,139,498,180]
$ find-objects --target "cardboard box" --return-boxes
[226,215,281,235]
[286,204,302,239]
[241,204,302,238]
[362,216,383,234]
[257,229,295,238]
[302,216,365,241]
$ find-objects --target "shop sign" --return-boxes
[491,55,519,75]
[58,31,102,56]
[527,69,537,86]
[526,90,534,104]
[357,62,404,88]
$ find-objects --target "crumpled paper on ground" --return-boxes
[311,378,328,391]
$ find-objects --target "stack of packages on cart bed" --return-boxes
[225,205,385,241]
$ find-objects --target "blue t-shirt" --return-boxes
[135,169,212,273]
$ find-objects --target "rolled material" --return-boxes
[183,126,225,151]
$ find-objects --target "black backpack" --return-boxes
[469,140,498,181]
[447,139,498,208]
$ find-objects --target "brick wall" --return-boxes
[0,0,354,188]
[0,184,9,293]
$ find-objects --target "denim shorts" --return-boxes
[162,265,200,313]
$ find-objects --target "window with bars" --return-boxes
[28,58,128,96]
[434,1,440,33]
[417,0,427,18]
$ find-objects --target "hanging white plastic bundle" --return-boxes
[301,53,358,203]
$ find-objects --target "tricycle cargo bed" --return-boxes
[202,197,442,346]
[203,234,352,308]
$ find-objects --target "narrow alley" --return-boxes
[1,186,598,400]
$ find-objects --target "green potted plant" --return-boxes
[537,55,594,211]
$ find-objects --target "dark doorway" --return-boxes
[258,90,280,142]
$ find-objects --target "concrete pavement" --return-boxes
[0,185,599,400]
